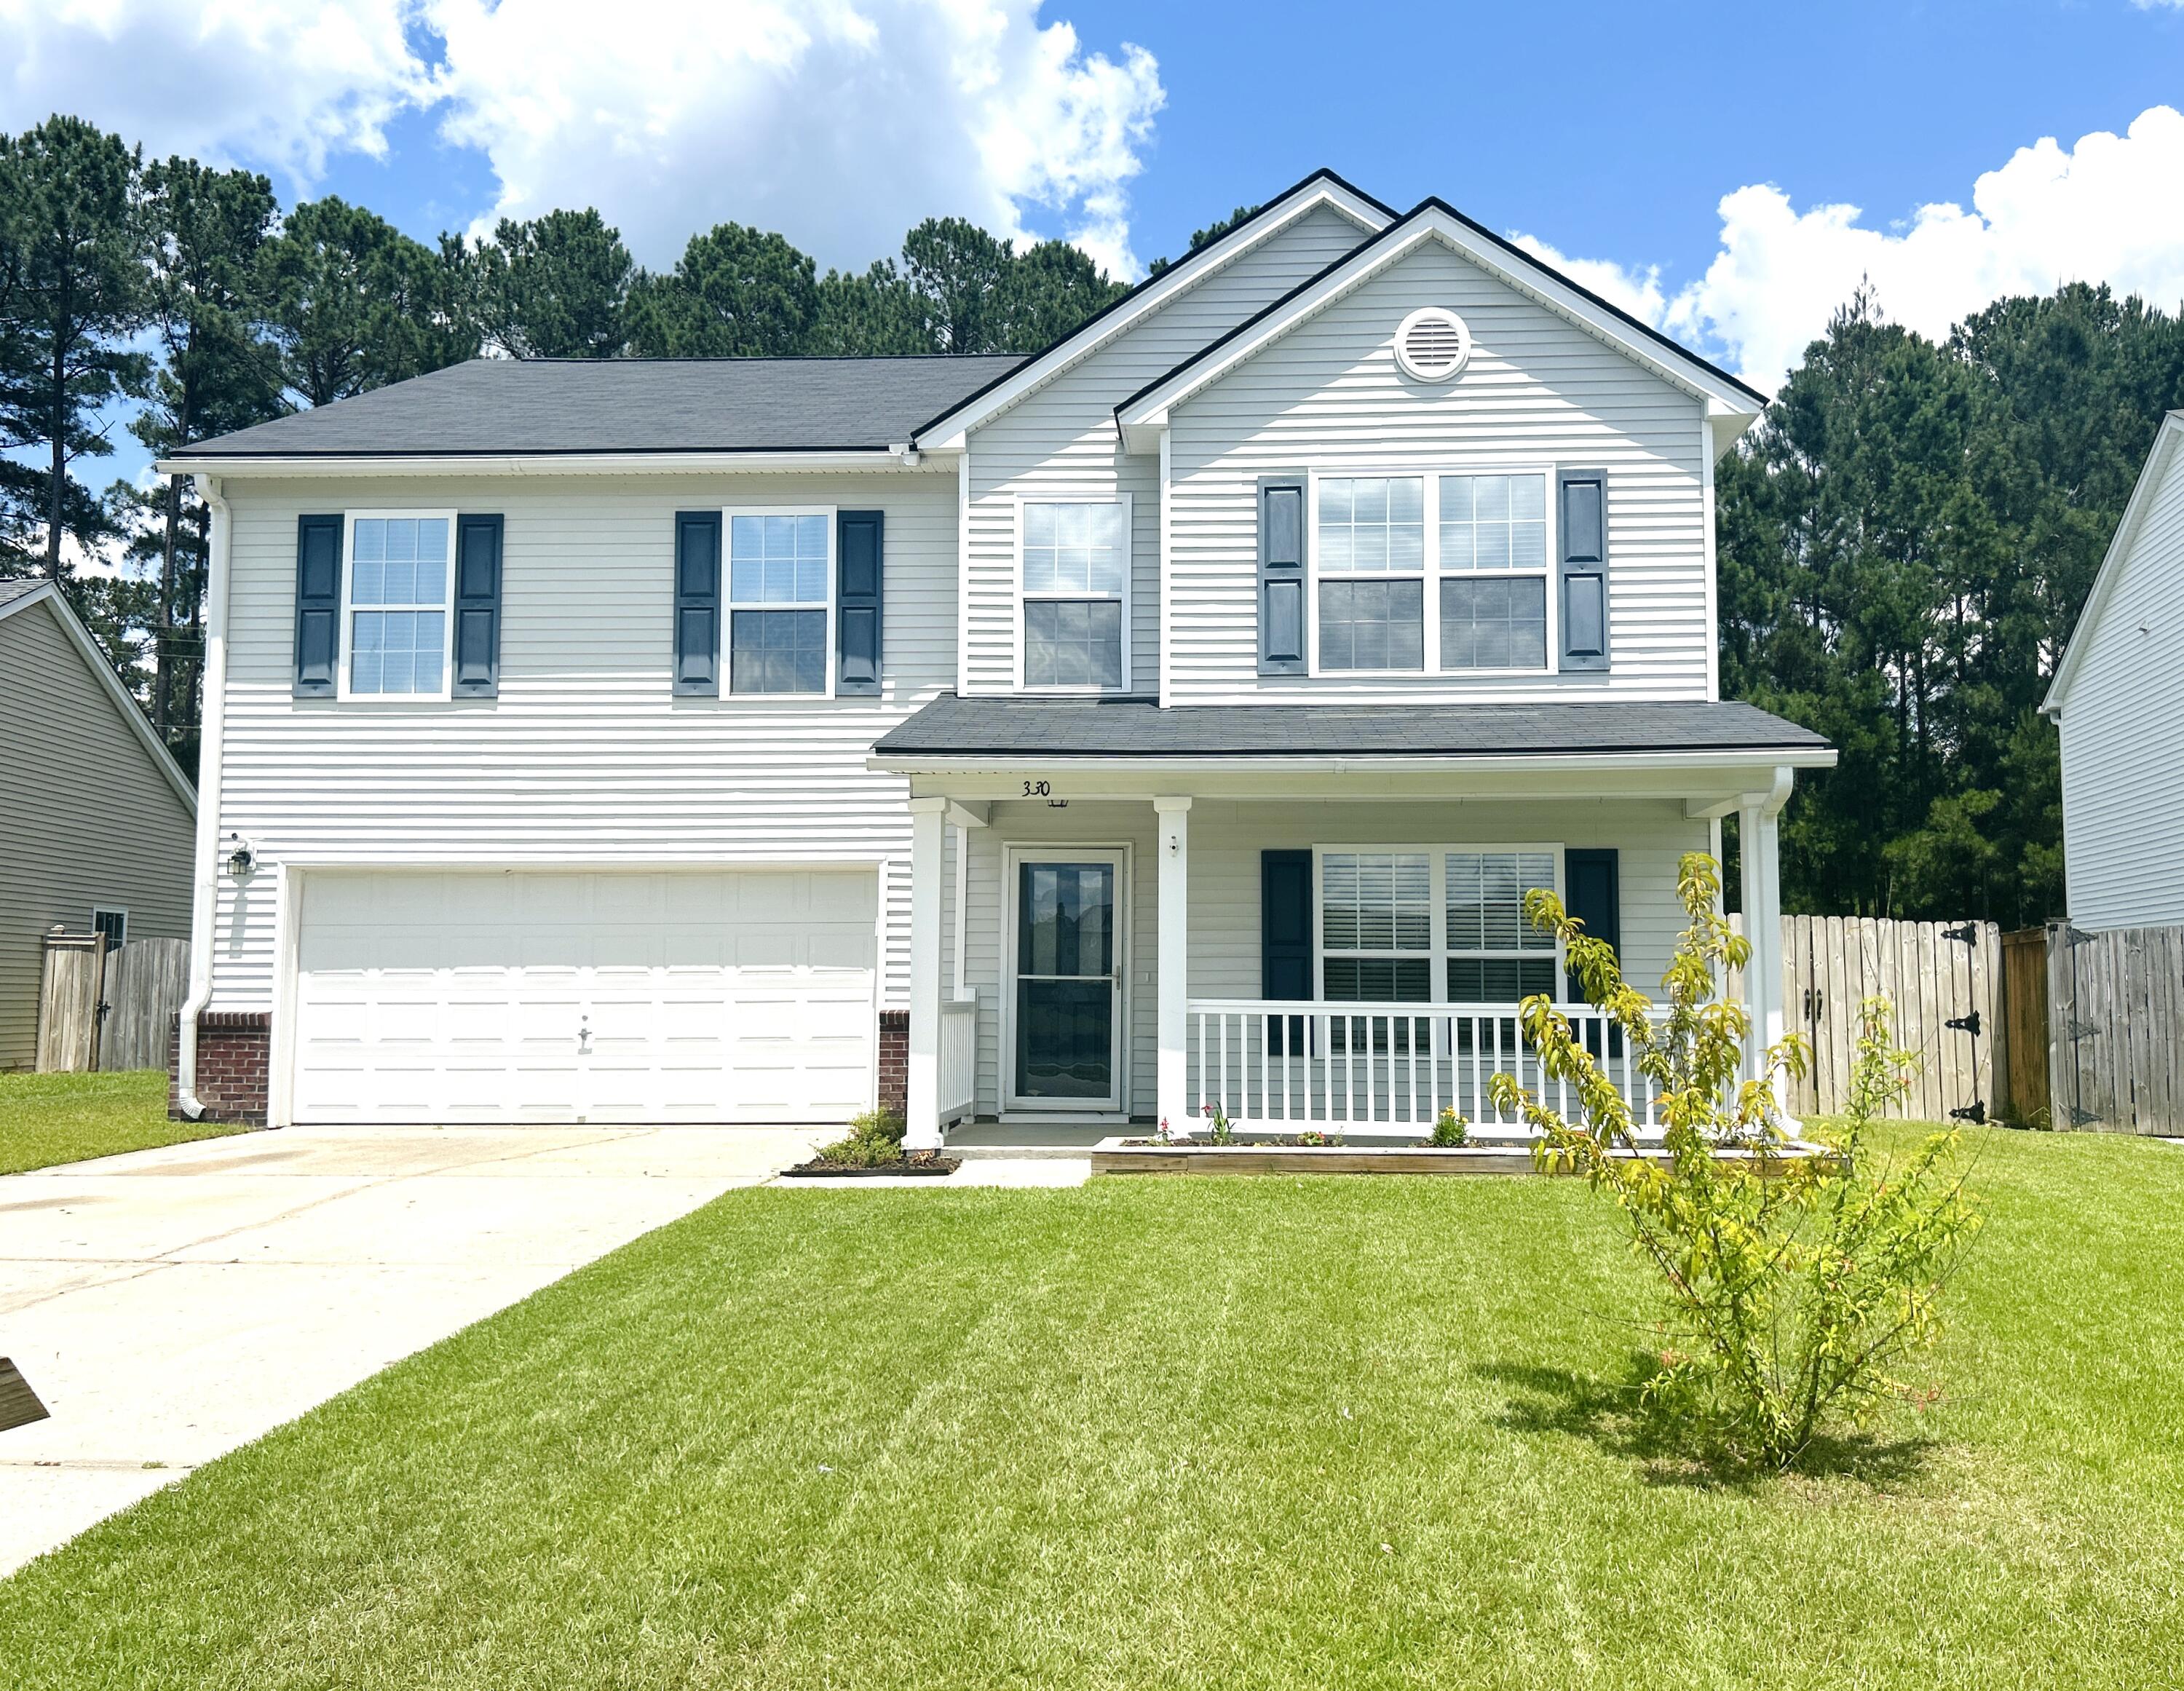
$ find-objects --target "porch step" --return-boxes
[944,1122,1112,1160]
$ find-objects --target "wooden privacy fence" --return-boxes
[2044,922,2184,1136]
[36,934,191,1074]
[1731,915,2003,1124]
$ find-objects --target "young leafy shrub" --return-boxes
[1487,852,1981,1468]
[1429,1107,1470,1147]
[813,1108,907,1168]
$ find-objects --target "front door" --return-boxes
[1011,855,1123,1111]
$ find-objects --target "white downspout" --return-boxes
[173,472,232,1120]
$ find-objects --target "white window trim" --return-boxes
[338,508,457,703]
[91,906,127,947]
[1013,493,1133,694]
[1305,467,1559,679]
[722,502,836,700]
[1311,843,1565,1004]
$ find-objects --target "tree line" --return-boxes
[6,108,2177,927]
[0,113,1169,773]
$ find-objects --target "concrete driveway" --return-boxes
[0,1121,820,1577]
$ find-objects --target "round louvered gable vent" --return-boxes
[1395,306,1471,382]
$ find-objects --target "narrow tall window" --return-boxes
[1445,850,1558,999]
[729,513,830,694]
[1320,852,1432,1000]
[1023,501,1127,689]
[1439,474,1548,670]
[1317,478,1423,671]
[347,515,451,696]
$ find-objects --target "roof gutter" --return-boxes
[868,747,1838,777]
[155,447,954,479]
[174,472,232,1122]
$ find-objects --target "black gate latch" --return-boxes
[1945,1010,1981,1036]
[1949,1101,1987,1124]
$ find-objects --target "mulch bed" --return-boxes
[780,1154,961,1179]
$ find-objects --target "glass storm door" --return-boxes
[1013,858,1121,1109]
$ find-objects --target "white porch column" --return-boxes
[1154,796,1192,1136]
[905,796,948,1151]
[1737,769,1794,1097]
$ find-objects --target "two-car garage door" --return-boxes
[292,868,877,1125]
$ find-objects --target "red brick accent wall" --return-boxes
[878,1010,908,1118]
[168,1011,271,1126]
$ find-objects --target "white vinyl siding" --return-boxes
[2055,437,2184,930]
[0,597,195,1069]
[203,469,957,1017]
[962,201,1375,695]
[1166,239,1713,702]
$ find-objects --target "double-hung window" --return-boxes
[344,513,453,698]
[1021,500,1128,690]
[1316,478,1424,671]
[1444,850,1559,999]
[728,512,831,694]
[1439,474,1549,670]
[1316,848,1562,1006]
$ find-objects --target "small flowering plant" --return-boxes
[1201,1101,1235,1144]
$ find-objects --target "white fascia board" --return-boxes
[868,747,1837,779]
[1117,208,1765,443]
[0,580,198,811]
[156,448,951,479]
[910,181,1393,452]
[2042,411,2184,716]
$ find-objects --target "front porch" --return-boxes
[876,697,1835,1154]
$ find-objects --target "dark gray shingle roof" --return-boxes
[181,355,1028,459]
[0,577,48,610]
[874,695,1832,759]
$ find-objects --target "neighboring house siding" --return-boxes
[962,202,1374,695]
[0,598,194,1068]
[2057,448,2184,930]
[1166,239,1712,702]
[205,470,957,1012]
[956,794,1707,1118]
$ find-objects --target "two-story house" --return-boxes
[162,171,1832,1144]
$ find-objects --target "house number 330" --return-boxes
[1021,779,1052,798]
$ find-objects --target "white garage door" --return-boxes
[293,868,877,1125]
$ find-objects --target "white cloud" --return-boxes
[1507,233,1666,328]
[0,0,1164,278]
[1612,105,2184,392]
[0,0,427,180]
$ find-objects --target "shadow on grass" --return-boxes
[1474,1356,1937,1492]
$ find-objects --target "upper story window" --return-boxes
[344,513,452,698]
[1317,478,1423,672]
[728,512,831,694]
[1021,499,1128,691]
[1439,475,1548,671]
[1308,472,1554,676]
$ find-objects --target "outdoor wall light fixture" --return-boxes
[225,833,258,879]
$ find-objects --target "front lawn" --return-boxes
[4,1127,2182,1689]
[0,1069,242,1176]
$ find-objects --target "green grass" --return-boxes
[4,1127,2183,1689]
[0,1069,242,1176]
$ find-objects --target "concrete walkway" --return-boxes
[0,1121,820,1577]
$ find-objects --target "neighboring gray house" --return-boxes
[0,577,197,1069]
[2043,411,2184,931]
[159,171,1834,1136]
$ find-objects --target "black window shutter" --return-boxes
[673,510,721,695]
[1258,482,1306,675]
[293,514,344,697]
[1558,470,1610,672]
[1562,848,1621,999]
[836,509,883,695]
[1262,849,1313,1055]
[452,514,503,697]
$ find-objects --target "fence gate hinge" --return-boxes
[1945,1010,1981,1037]
[1942,924,1979,945]
[2068,1106,2102,1128]
[2065,926,2097,946]
[2065,1018,2100,1040]
[1948,1101,1987,1124]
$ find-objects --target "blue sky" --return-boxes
[7,0,2184,504]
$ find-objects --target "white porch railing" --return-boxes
[938,997,977,1125]
[1188,999,1663,1135]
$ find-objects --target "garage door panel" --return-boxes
[294,869,877,1125]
